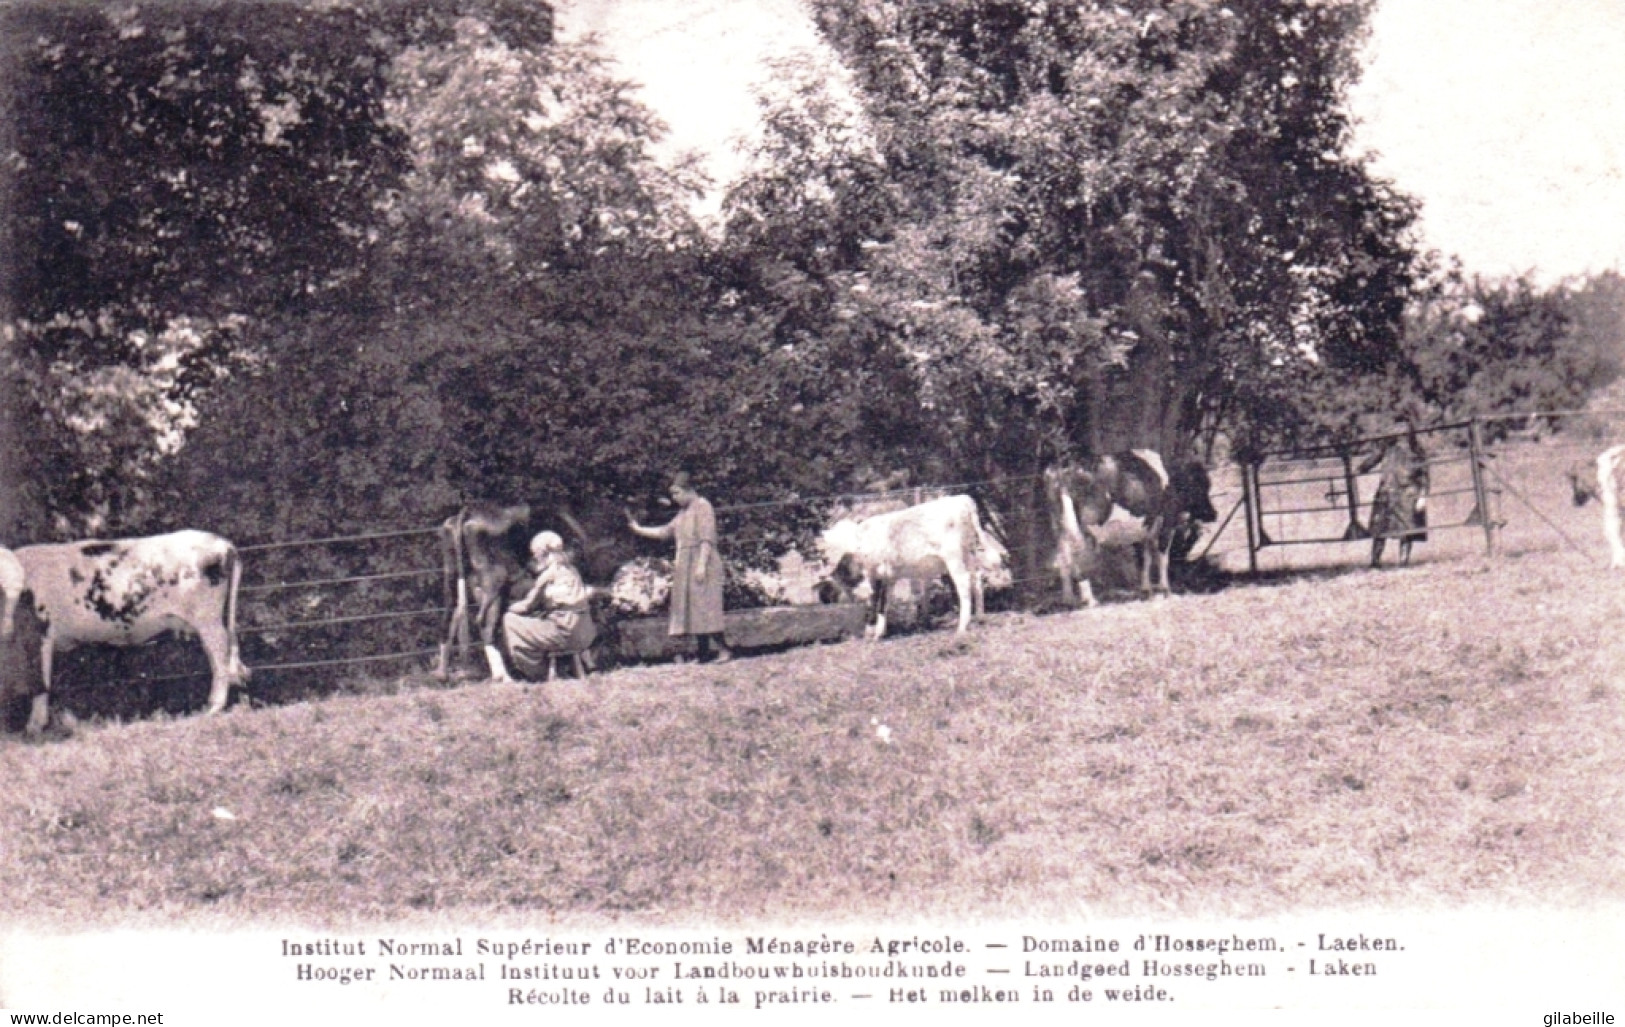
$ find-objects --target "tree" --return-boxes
[1388,263,1625,436]
[764,0,1423,469]
[161,10,848,574]
[0,0,417,534]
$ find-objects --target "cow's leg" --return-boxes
[1141,515,1168,598]
[475,588,515,683]
[1058,565,1078,606]
[1058,537,1096,607]
[947,565,974,634]
[870,578,889,640]
[1150,538,1172,596]
[1056,539,1080,606]
[1370,536,1386,568]
[1613,508,1625,569]
[436,576,471,679]
[484,645,514,683]
[1605,495,1625,569]
[26,631,53,735]
[193,620,237,714]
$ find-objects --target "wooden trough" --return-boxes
[611,602,869,661]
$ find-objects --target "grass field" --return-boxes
[1,439,1622,928]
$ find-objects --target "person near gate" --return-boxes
[627,471,732,663]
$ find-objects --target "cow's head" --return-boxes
[1568,461,1599,507]
[814,577,851,605]
[1172,461,1219,523]
[829,553,865,591]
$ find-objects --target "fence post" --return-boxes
[1242,460,1260,575]
[1467,418,1497,557]
[1340,451,1365,541]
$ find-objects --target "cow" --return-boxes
[819,494,999,640]
[1359,432,1430,567]
[1044,450,1219,604]
[437,502,531,683]
[12,530,249,734]
[0,547,22,642]
[1569,444,1625,568]
[437,499,640,681]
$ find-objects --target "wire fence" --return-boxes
[29,408,1625,711]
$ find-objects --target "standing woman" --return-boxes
[1360,429,1430,567]
[628,472,732,662]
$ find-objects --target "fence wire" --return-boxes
[41,414,1616,709]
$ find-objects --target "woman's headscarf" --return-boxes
[529,531,565,558]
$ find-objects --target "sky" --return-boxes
[556,0,1625,284]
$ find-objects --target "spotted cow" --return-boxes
[819,494,1001,640]
[13,530,248,734]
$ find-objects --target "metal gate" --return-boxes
[1236,420,1501,573]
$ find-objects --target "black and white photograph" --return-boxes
[0,0,1622,1022]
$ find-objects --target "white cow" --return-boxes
[13,530,249,733]
[820,494,998,640]
[0,547,23,642]
[1573,444,1625,569]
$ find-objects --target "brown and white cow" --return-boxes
[1570,444,1625,569]
[819,494,1000,640]
[1044,450,1219,603]
[437,499,639,681]
[13,530,248,734]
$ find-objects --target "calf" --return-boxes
[820,494,995,640]
[1572,444,1625,568]
[13,530,248,734]
[1043,465,1103,607]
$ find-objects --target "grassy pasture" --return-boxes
[0,437,1621,927]
[1,510,1622,925]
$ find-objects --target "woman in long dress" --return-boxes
[628,472,732,662]
[1361,431,1430,567]
[502,531,597,679]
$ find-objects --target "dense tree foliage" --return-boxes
[0,1,419,533]
[1383,265,1625,435]
[4,0,1618,601]
[747,0,1425,470]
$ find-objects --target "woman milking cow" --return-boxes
[501,530,598,680]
